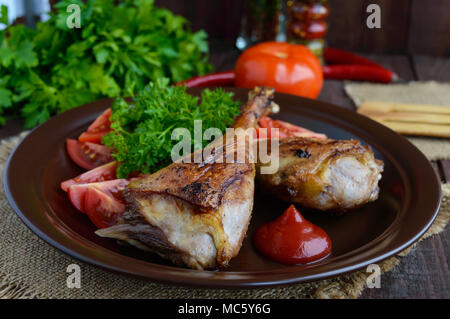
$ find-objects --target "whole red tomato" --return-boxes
[234,42,323,98]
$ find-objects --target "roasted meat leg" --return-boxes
[96,87,278,269]
[256,137,383,212]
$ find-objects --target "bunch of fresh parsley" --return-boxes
[0,0,212,128]
[102,78,241,178]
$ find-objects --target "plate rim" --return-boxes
[3,88,442,288]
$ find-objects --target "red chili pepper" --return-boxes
[175,71,235,88]
[324,47,385,69]
[178,65,397,87]
[322,65,398,83]
[176,46,399,87]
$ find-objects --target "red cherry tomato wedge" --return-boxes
[258,116,327,139]
[67,179,129,213]
[66,139,113,170]
[255,127,273,139]
[84,185,125,228]
[78,131,109,144]
[78,108,112,144]
[61,161,117,192]
[86,108,112,132]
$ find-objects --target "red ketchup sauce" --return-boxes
[254,205,332,264]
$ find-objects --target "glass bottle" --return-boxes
[286,0,329,61]
[236,0,285,50]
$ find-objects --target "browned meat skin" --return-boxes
[256,137,383,212]
[96,87,278,270]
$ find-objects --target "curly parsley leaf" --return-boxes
[102,79,241,178]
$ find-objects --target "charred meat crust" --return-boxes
[126,162,253,213]
[266,138,380,168]
[257,137,383,212]
[276,138,370,155]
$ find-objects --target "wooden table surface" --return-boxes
[0,41,448,298]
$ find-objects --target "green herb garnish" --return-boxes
[102,78,241,178]
[0,0,211,128]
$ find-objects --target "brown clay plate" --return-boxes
[4,88,441,288]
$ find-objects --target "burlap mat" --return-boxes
[1,133,449,299]
[345,81,450,160]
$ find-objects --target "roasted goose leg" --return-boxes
[96,87,278,269]
[256,137,383,212]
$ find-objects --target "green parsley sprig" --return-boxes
[0,0,211,128]
[102,79,241,178]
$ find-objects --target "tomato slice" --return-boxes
[78,108,112,144]
[87,108,112,132]
[61,161,117,192]
[258,116,327,139]
[259,116,275,129]
[66,139,113,170]
[78,131,109,144]
[67,179,129,213]
[258,117,290,139]
[84,185,125,228]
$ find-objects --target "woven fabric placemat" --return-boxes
[1,133,449,299]
[345,81,450,160]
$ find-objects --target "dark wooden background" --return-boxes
[155,0,450,56]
